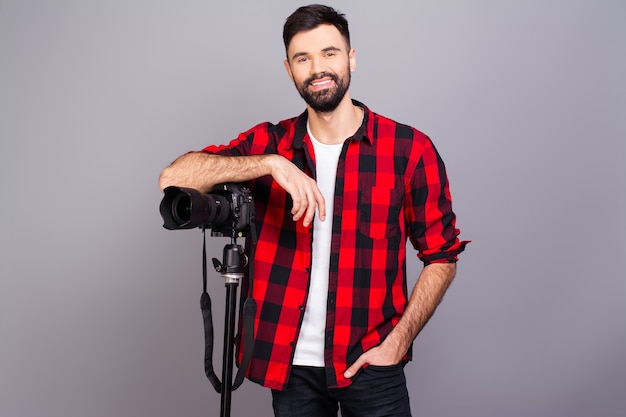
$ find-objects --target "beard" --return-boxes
[295,66,351,113]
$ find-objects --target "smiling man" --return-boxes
[286,24,354,116]
[159,5,468,417]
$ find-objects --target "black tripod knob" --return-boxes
[213,243,247,274]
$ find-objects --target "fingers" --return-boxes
[291,182,325,227]
[290,193,306,222]
[268,156,326,226]
[315,187,326,222]
[343,349,372,379]
[344,345,401,379]
[343,356,366,379]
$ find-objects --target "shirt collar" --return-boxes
[287,99,374,150]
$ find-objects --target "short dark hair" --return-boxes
[283,4,350,54]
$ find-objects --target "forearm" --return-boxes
[384,262,457,358]
[159,150,326,226]
[158,152,276,193]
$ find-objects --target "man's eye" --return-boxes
[297,57,308,63]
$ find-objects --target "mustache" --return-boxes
[304,72,339,86]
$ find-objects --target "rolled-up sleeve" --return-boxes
[407,138,469,265]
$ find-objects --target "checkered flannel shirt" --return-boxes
[202,100,468,390]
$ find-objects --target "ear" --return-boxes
[349,48,356,73]
[284,60,294,81]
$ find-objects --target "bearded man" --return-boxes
[159,5,468,417]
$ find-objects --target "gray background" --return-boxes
[1,0,624,416]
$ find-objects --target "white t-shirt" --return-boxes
[292,126,343,367]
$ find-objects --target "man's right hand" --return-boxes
[266,155,326,227]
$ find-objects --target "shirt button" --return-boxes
[305,267,311,273]
[299,305,305,311]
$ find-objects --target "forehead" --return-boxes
[287,24,348,56]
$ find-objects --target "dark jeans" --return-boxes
[271,365,412,417]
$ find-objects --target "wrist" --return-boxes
[264,154,286,178]
[259,154,273,175]
[382,330,410,362]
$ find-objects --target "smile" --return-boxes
[309,78,334,90]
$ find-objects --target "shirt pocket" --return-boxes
[358,186,403,239]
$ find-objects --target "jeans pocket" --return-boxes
[342,363,411,416]
[363,363,403,375]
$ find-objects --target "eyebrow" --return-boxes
[291,46,342,61]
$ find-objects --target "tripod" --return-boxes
[159,183,256,416]
[201,230,256,417]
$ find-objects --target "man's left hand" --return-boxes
[343,339,405,379]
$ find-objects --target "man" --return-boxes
[159,5,468,416]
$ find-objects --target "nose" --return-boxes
[310,56,323,75]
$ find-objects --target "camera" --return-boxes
[160,183,254,236]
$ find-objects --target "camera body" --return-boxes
[160,183,254,236]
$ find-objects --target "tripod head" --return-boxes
[212,242,247,284]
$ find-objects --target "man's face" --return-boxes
[284,24,355,113]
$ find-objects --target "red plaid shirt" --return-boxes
[203,101,468,390]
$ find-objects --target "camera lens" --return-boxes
[160,184,248,231]
[172,194,192,224]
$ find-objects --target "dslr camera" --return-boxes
[160,183,254,236]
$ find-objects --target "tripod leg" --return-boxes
[220,282,238,417]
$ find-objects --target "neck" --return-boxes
[307,94,363,145]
